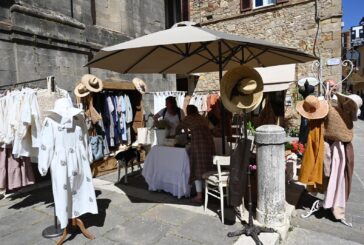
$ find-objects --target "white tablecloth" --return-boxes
[142,146,190,198]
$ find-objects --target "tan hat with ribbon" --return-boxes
[132,77,148,94]
[296,95,329,120]
[74,74,103,97]
[220,65,264,113]
[336,92,363,121]
[74,82,90,98]
[81,74,103,92]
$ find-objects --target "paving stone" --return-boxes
[142,205,195,226]
[172,214,240,245]
[0,209,48,237]
[104,216,172,245]
[156,233,201,245]
[2,217,55,245]
[85,236,118,245]
[286,227,362,245]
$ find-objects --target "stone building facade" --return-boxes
[0,0,176,97]
[189,0,343,91]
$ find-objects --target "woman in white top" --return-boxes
[153,96,185,137]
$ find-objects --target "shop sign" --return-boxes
[351,25,364,47]
[326,58,341,66]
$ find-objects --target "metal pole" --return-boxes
[42,205,63,238]
[218,41,226,155]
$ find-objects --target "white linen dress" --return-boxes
[38,106,98,229]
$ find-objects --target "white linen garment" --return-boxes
[38,98,98,229]
[12,89,41,158]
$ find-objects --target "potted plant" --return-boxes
[154,120,170,145]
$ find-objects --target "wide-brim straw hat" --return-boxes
[74,83,90,97]
[81,74,103,93]
[336,92,363,121]
[132,77,148,94]
[324,104,353,142]
[220,65,264,113]
[296,95,329,120]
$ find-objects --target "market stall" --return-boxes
[85,21,318,237]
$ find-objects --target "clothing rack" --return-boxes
[144,90,187,94]
[0,76,54,89]
[193,89,220,93]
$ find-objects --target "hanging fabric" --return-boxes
[323,141,346,220]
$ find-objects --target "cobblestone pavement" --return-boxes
[1,122,363,245]
[287,120,364,245]
[0,176,243,245]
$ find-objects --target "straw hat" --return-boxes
[336,93,363,121]
[81,74,103,92]
[74,82,90,98]
[324,105,353,142]
[296,95,329,120]
[132,77,148,94]
[220,65,264,113]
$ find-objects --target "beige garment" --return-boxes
[37,87,70,124]
[323,141,331,177]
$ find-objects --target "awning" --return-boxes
[255,64,296,92]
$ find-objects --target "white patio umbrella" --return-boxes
[87,22,316,74]
[87,22,317,153]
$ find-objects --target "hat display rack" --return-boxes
[299,59,356,228]
[310,59,354,98]
[219,65,276,244]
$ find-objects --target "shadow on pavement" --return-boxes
[63,191,111,243]
[295,189,340,223]
[112,169,238,225]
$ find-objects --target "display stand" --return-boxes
[301,199,353,227]
[56,218,95,245]
[42,206,63,238]
[227,113,276,245]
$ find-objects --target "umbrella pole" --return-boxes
[218,41,226,155]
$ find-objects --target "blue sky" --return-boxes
[342,0,364,31]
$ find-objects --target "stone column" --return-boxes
[255,125,286,227]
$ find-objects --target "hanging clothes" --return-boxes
[0,88,45,190]
[153,91,186,114]
[37,86,71,124]
[344,142,354,201]
[38,98,98,229]
[299,119,325,189]
[323,141,346,220]
[0,148,35,190]
[12,88,41,158]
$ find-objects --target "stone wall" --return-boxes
[0,0,175,107]
[189,0,342,91]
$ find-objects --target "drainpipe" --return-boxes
[70,0,74,18]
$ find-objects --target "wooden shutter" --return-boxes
[241,0,252,12]
[181,0,190,21]
[277,0,289,3]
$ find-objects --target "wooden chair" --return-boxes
[203,155,230,223]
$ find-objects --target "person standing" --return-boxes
[176,105,215,203]
[153,96,185,137]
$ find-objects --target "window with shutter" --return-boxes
[241,0,252,12]
[181,0,190,21]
